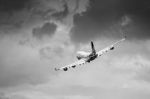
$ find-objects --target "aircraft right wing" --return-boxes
[55,59,87,71]
[97,37,126,57]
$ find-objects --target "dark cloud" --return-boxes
[0,0,31,12]
[0,0,69,35]
[71,0,150,43]
[32,22,57,39]
[0,0,90,37]
[0,0,32,35]
[51,2,69,21]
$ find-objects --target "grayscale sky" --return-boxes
[0,0,150,99]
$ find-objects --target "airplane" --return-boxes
[55,36,126,71]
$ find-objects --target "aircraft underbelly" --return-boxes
[86,54,98,62]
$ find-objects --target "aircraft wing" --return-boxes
[55,59,87,71]
[97,37,125,57]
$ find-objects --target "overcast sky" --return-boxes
[0,0,150,99]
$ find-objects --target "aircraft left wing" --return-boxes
[97,37,126,57]
[55,59,87,71]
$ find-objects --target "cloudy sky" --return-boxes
[0,0,150,99]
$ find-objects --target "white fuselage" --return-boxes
[76,51,91,60]
[76,50,98,63]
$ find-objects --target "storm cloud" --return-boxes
[71,0,150,43]
[32,22,57,39]
[0,0,89,37]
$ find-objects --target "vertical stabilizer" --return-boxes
[91,41,96,54]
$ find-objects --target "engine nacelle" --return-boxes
[76,51,90,60]
[110,46,114,50]
[63,67,68,71]
[77,56,82,60]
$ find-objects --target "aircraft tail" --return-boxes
[91,41,96,54]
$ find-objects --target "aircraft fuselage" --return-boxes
[86,53,98,62]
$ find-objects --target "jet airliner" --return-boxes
[55,36,126,71]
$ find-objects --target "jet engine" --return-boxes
[76,51,90,60]
[110,46,114,50]
[63,67,68,71]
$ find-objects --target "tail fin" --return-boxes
[91,41,96,54]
